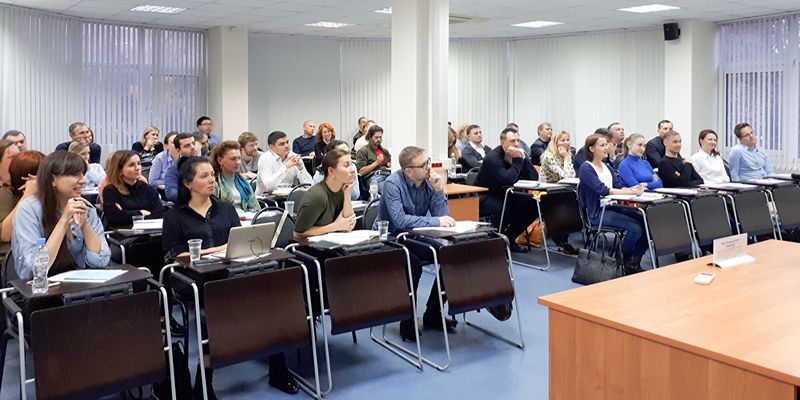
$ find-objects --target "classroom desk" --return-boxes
[538,240,800,400]
[10,264,151,298]
[443,183,487,221]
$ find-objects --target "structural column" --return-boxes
[207,26,249,139]
[663,20,715,155]
[390,0,449,164]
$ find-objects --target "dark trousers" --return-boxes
[479,192,539,241]
[407,251,446,319]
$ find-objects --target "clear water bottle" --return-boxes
[31,238,49,294]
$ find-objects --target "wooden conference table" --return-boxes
[443,183,487,221]
[538,240,800,399]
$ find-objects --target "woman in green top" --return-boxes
[293,148,356,243]
[210,140,260,212]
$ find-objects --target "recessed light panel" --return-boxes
[618,4,680,13]
[374,7,392,14]
[512,21,564,28]
[130,5,186,14]
[304,21,353,28]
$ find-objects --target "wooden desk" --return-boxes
[444,183,487,221]
[538,240,800,399]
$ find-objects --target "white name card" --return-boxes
[712,234,755,269]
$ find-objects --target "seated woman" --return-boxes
[447,126,460,161]
[294,148,356,243]
[131,126,163,180]
[689,129,730,184]
[210,140,260,212]
[617,133,663,190]
[539,130,576,183]
[0,151,45,242]
[657,130,704,188]
[102,151,165,228]
[313,122,336,167]
[312,140,360,201]
[577,134,648,270]
[69,141,105,190]
[161,156,299,396]
[12,151,110,280]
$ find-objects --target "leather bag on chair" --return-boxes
[571,234,624,285]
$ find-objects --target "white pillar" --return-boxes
[663,20,716,155]
[207,26,249,140]
[390,0,449,166]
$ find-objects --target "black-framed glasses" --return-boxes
[408,158,432,169]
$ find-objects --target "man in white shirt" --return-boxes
[256,131,313,195]
[459,124,492,170]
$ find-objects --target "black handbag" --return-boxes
[571,233,625,285]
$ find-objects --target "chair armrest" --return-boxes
[3,294,22,315]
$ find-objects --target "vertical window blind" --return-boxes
[717,13,800,171]
[0,5,206,158]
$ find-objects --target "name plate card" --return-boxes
[711,234,755,269]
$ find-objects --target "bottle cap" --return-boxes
[36,238,46,246]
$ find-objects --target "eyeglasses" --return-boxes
[408,158,432,169]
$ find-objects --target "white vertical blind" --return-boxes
[0,5,206,158]
[448,40,509,147]
[340,40,391,145]
[513,30,665,149]
[248,33,341,144]
[717,14,800,171]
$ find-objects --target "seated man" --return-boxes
[529,122,553,166]
[645,119,673,168]
[56,122,102,164]
[256,131,313,195]
[377,146,457,340]
[474,128,539,252]
[238,131,261,180]
[728,122,774,181]
[355,125,391,185]
[195,116,221,150]
[2,130,27,152]
[459,124,492,171]
[292,120,316,157]
[164,132,197,202]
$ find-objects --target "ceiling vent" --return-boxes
[449,14,485,24]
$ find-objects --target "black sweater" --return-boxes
[102,181,166,227]
[657,155,704,188]
[474,146,539,196]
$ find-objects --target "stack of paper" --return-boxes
[132,218,163,231]
[558,178,580,185]
[308,230,379,246]
[700,182,758,191]
[271,187,292,196]
[412,221,485,234]
[514,181,565,189]
[655,188,698,196]
[746,178,786,186]
[49,269,127,283]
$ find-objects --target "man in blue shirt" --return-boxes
[377,146,457,340]
[728,122,774,181]
[292,120,316,157]
[195,116,220,150]
[164,132,197,202]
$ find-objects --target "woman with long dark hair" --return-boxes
[689,129,730,184]
[102,150,165,228]
[12,151,110,280]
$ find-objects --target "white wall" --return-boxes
[248,30,666,150]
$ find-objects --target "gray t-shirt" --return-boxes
[239,151,261,174]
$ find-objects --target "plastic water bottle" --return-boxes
[369,183,379,201]
[31,238,49,294]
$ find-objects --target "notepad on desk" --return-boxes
[655,188,698,196]
[132,218,163,231]
[49,269,127,283]
[412,221,486,234]
[308,230,379,246]
[558,178,580,185]
[514,180,565,190]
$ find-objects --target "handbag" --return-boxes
[517,219,544,248]
[571,233,625,285]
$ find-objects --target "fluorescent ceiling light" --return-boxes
[304,21,353,28]
[617,4,680,13]
[512,21,563,28]
[130,5,185,14]
[374,7,392,14]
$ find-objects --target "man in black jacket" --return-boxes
[474,128,539,251]
[645,119,673,167]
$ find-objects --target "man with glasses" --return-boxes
[377,146,456,341]
[728,122,774,181]
[195,116,220,150]
[459,124,492,170]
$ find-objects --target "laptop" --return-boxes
[208,222,276,261]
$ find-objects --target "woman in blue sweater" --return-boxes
[578,134,649,271]
[617,133,663,190]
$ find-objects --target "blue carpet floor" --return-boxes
[1,243,659,399]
